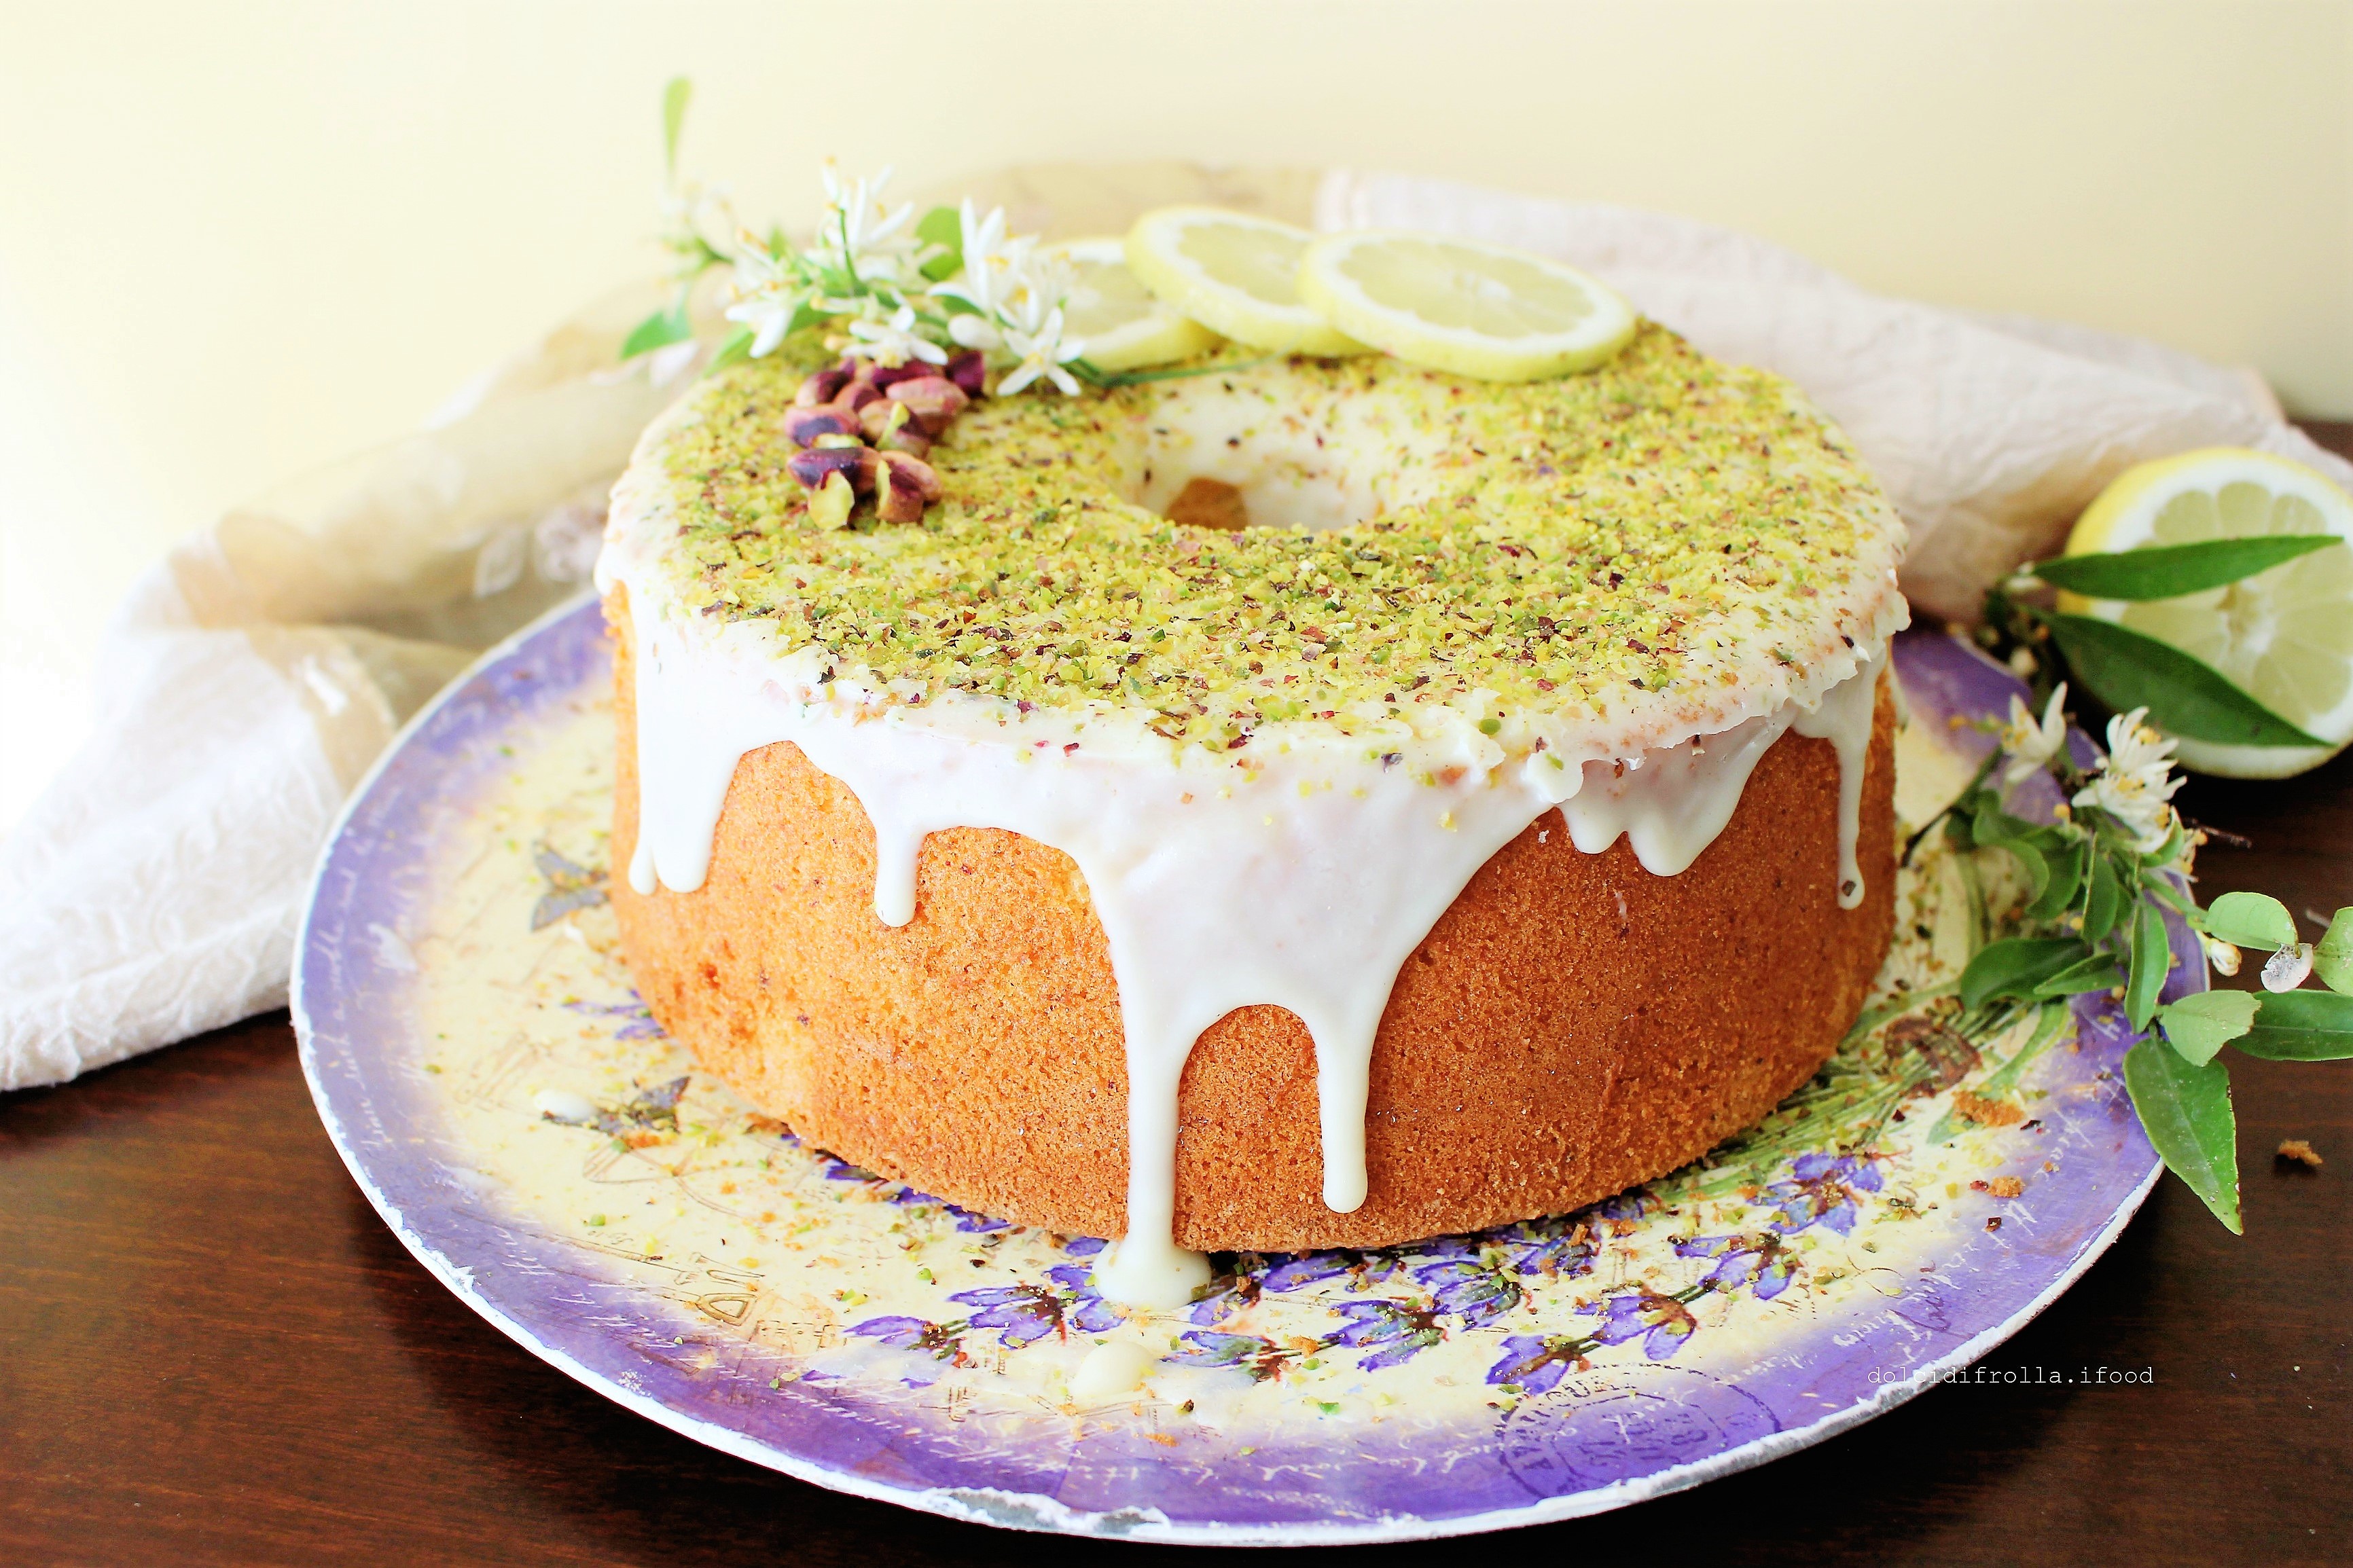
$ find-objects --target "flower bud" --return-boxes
[888,376,970,435]
[794,368,849,407]
[2262,941,2315,993]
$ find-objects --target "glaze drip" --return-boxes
[616,589,1888,1311]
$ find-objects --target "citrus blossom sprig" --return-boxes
[1924,678,2353,1233]
[618,81,1085,394]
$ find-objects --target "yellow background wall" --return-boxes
[2,1,2349,820]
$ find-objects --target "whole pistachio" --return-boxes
[866,362,931,392]
[888,376,970,436]
[794,368,850,407]
[878,448,944,503]
[784,406,857,447]
[873,462,927,524]
[833,381,884,414]
[878,424,932,458]
[786,445,869,491]
[859,398,911,444]
[807,469,855,531]
[946,350,987,398]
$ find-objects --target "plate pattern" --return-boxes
[296,600,2176,1544]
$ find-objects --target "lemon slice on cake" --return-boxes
[1297,232,1637,382]
[1124,208,1367,357]
[1043,238,1221,374]
[2059,446,2353,778]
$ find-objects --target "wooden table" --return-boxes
[7,436,2351,1566]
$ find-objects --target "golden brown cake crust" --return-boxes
[607,590,1897,1251]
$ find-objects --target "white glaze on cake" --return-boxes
[605,575,1894,1308]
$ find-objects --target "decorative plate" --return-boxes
[295,596,2185,1545]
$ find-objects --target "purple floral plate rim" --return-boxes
[292,595,2172,1546]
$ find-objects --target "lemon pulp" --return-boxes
[1297,232,1635,382]
[1124,208,1366,357]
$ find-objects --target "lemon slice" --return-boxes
[1124,208,1367,357]
[1297,231,1636,382]
[2060,446,2353,778]
[1043,238,1220,373]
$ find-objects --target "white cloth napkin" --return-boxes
[5,168,2348,1091]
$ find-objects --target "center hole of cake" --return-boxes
[1132,413,1381,534]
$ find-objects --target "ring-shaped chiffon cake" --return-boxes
[599,322,1909,1306]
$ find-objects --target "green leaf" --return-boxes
[917,205,964,282]
[2123,1039,2242,1233]
[2135,817,2187,869]
[706,327,755,373]
[783,296,831,340]
[2155,990,2259,1065]
[2028,534,2342,600]
[2314,908,2353,993]
[2083,850,2125,945]
[2032,953,2126,998]
[619,301,694,360]
[1970,802,2037,846]
[2238,989,2353,1059]
[1969,805,2047,902]
[1961,936,2090,1011]
[2203,890,2297,951]
[2126,900,2170,1032]
[2026,839,2087,923]
[661,77,691,177]
[2038,613,2329,747]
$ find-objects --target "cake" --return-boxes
[598,292,1907,1307]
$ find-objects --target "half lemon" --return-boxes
[2060,446,2353,778]
[1124,208,1367,357]
[1297,231,1636,382]
[1044,238,1220,374]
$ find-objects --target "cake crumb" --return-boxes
[1954,1091,2024,1127]
[2276,1139,2324,1169]
[1986,1176,2024,1198]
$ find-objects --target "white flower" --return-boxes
[656,178,736,279]
[1996,682,2069,784]
[998,251,1077,339]
[2263,941,2316,992]
[996,305,1085,395]
[812,161,920,287]
[840,302,946,369]
[2070,707,2184,852]
[722,240,807,357]
[931,200,1030,316]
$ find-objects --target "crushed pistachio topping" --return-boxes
[636,323,1901,750]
